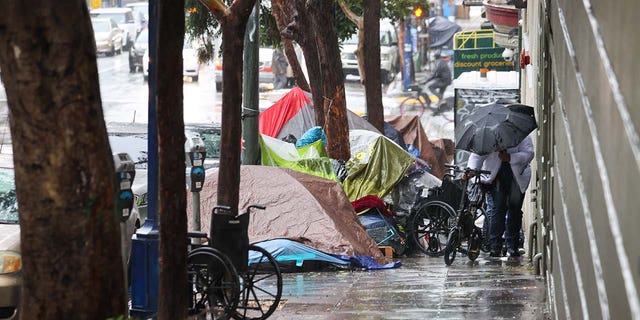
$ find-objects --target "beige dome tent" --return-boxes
[187,165,387,263]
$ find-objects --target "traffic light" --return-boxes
[414,7,424,18]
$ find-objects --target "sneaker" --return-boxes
[489,249,502,257]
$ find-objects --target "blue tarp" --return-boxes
[251,239,401,270]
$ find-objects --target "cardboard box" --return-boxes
[456,5,470,19]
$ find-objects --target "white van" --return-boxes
[90,7,137,50]
[340,20,400,84]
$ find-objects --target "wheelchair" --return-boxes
[186,205,283,319]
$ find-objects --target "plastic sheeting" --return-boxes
[343,130,414,201]
[386,115,451,179]
[252,239,401,270]
[388,167,442,217]
[428,16,462,49]
[186,165,389,264]
[259,134,338,182]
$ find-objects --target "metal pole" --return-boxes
[129,0,159,316]
[403,18,413,91]
[191,192,201,231]
[241,3,260,165]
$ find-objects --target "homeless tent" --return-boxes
[385,115,454,179]
[187,165,386,263]
[342,130,415,201]
[259,87,380,140]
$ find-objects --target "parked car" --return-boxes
[92,18,125,56]
[125,2,149,34]
[90,7,136,50]
[213,47,274,91]
[0,148,141,320]
[0,164,20,320]
[142,39,201,82]
[340,21,400,84]
[129,28,148,72]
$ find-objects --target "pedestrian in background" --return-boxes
[467,135,534,257]
[272,48,288,90]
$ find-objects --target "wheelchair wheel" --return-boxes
[233,245,283,320]
[409,200,456,257]
[187,247,240,319]
[444,228,459,266]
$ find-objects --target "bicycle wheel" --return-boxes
[187,247,241,319]
[467,226,482,262]
[420,92,440,114]
[399,96,426,117]
[444,228,460,266]
[233,245,283,320]
[409,200,456,257]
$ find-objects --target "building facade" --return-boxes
[517,0,639,318]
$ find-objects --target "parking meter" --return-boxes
[186,136,206,233]
[114,153,136,222]
[114,152,136,292]
[186,136,206,192]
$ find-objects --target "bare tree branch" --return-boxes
[198,0,230,19]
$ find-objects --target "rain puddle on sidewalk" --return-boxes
[271,253,549,319]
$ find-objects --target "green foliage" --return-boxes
[185,0,221,62]
[182,0,430,62]
[185,0,359,61]
[382,0,431,22]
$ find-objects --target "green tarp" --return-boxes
[259,134,339,182]
[342,130,414,201]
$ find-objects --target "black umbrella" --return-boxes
[455,103,537,155]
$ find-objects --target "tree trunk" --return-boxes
[363,0,384,132]
[156,0,187,319]
[200,0,256,216]
[283,39,310,92]
[308,0,350,161]
[0,1,126,319]
[217,23,247,215]
[298,39,325,127]
[275,0,325,127]
[271,1,310,92]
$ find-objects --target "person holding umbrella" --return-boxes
[456,103,537,258]
[467,137,534,257]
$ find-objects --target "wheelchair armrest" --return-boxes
[187,231,208,239]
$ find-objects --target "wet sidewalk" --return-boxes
[272,252,549,319]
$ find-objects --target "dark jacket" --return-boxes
[427,59,452,85]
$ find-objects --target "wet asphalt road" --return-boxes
[272,252,548,319]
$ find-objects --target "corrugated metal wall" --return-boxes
[524,0,640,318]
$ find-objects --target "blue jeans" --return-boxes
[486,162,525,251]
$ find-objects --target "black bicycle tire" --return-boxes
[409,200,456,257]
[444,229,459,266]
[467,227,482,262]
[233,245,283,320]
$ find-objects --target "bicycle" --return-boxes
[441,165,492,266]
[398,81,453,121]
[186,205,283,320]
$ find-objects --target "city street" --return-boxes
[0,52,454,140]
